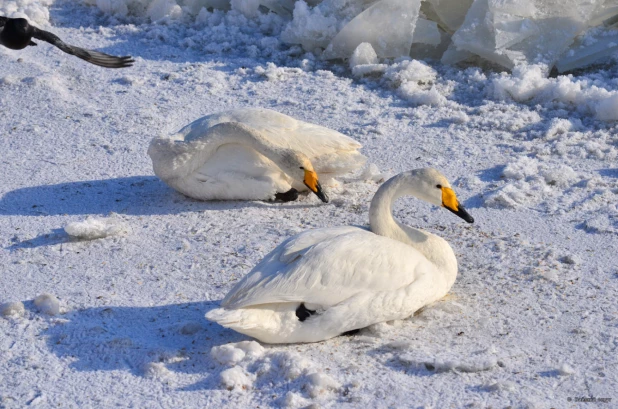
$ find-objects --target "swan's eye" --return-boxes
[299,167,305,170]
[436,184,442,189]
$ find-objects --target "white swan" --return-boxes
[206,168,474,344]
[147,108,366,202]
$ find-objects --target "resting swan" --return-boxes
[148,108,367,202]
[206,168,474,343]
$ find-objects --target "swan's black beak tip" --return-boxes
[446,203,474,223]
[314,181,329,203]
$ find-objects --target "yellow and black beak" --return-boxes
[441,187,474,223]
[303,169,329,203]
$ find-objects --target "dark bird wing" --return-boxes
[0,16,7,28]
[32,27,134,68]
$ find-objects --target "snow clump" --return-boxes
[64,216,129,240]
[34,293,60,316]
[0,301,25,318]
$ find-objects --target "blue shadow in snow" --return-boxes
[44,301,247,390]
[0,176,319,217]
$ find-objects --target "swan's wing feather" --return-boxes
[188,108,364,158]
[222,227,432,309]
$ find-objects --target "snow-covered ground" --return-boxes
[1,1,617,408]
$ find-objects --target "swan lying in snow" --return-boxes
[148,108,367,203]
[0,17,134,68]
[206,168,474,343]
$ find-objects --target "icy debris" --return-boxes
[281,1,339,52]
[142,362,174,379]
[211,341,265,365]
[384,60,437,85]
[349,43,378,69]
[423,0,474,33]
[220,366,254,391]
[360,163,384,183]
[0,0,53,25]
[453,0,600,69]
[0,301,25,318]
[351,63,388,77]
[595,94,618,122]
[483,157,584,210]
[383,340,413,351]
[34,293,60,316]
[400,353,498,373]
[303,372,340,398]
[323,0,421,60]
[64,216,129,240]
[556,29,618,73]
[280,391,311,408]
[490,64,618,121]
[412,18,442,46]
[557,363,576,375]
[486,380,517,392]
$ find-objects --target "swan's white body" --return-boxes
[148,108,366,201]
[206,169,474,344]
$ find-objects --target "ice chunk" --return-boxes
[451,0,602,69]
[423,0,474,33]
[596,94,618,121]
[34,293,60,316]
[230,0,260,18]
[412,18,441,45]
[281,1,340,51]
[349,43,379,68]
[220,366,253,390]
[555,29,618,73]
[0,301,25,318]
[146,0,183,21]
[64,216,128,240]
[303,372,340,398]
[323,0,422,59]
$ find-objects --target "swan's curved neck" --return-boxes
[369,172,458,281]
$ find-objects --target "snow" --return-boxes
[64,216,129,240]
[0,0,617,407]
[0,301,25,318]
[33,293,60,316]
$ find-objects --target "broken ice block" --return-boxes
[451,0,603,69]
[350,42,379,68]
[423,0,474,33]
[555,28,618,72]
[412,18,441,45]
[323,0,421,59]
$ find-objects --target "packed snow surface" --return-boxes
[0,0,617,408]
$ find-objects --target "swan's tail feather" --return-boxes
[206,308,261,330]
[206,305,301,343]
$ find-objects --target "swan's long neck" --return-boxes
[369,172,458,283]
[151,121,295,180]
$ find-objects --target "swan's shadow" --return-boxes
[0,176,323,217]
[44,301,247,390]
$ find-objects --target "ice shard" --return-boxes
[322,0,421,59]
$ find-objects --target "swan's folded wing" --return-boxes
[221,227,432,309]
[187,108,364,158]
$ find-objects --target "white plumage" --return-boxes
[148,108,366,202]
[206,168,474,343]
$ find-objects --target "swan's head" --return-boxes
[280,152,329,203]
[412,168,474,223]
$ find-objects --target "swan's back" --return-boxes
[182,108,361,155]
[221,226,446,310]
